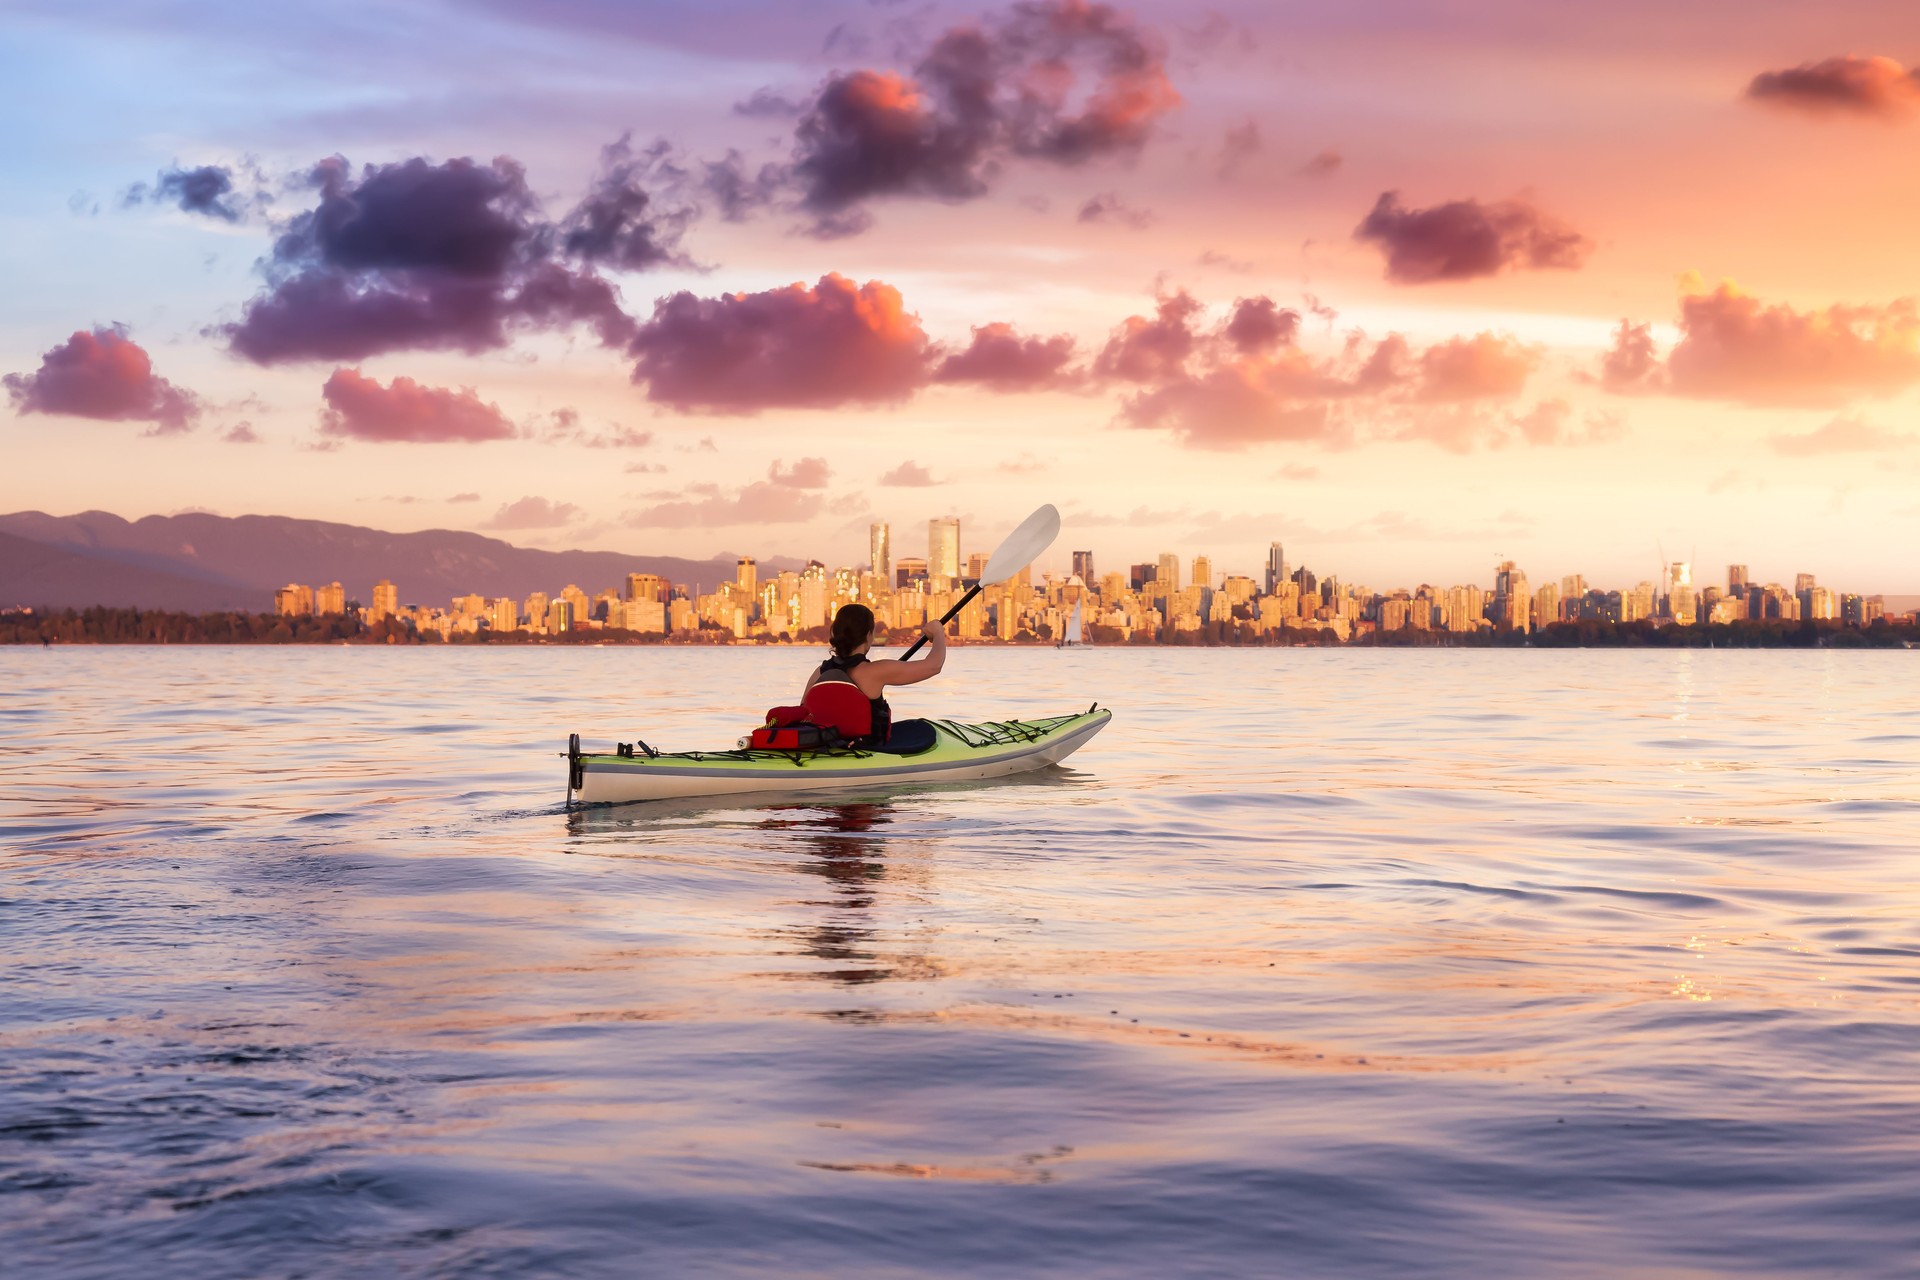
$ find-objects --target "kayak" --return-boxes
[567,706,1112,805]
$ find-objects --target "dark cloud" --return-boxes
[702,150,784,222]
[735,87,806,119]
[4,325,199,433]
[559,134,693,272]
[1746,56,1920,117]
[223,152,654,364]
[785,0,1178,232]
[1222,296,1298,355]
[880,460,940,486]
[1599,282,1920,408]
[628,273,932,413]
[1077,191,1153,227]
[1354,191,1592,284]
[934,322,1079,389]
[481,496,579,529]
[318,368,516,442]
[126,164,249,222]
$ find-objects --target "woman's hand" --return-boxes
[919,619,947,644]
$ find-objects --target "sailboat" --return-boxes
[1056,596,1085,648]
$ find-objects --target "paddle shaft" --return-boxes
[898,583,981,660]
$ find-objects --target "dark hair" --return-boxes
[830,603,875,658]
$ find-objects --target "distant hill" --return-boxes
[0,510,801,611]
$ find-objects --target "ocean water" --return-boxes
[4,647,1919,1279]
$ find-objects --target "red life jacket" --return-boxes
[808,654,893,743]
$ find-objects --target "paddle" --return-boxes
[898,503,1060,660]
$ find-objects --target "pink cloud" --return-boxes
[880,460,940,486]
[1412,333,1539,402]
[629,274,931,412]
[624,480,832,527]
[319,368,515,442]
[769,456,832,488]
[4,325,199,433]
[482,495,578,529]
[933,322,1078,390]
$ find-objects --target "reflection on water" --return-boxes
[4,646,1920,1278]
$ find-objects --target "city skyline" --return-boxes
[7,3,1920,588]
[255,510,1914,646]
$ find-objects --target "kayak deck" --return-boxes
[569,706,1111,805]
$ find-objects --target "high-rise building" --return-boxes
[870,523,891,584]
[1072,550,1095,584]
[1191,556,1213,591]
[966,551,989,581]
[894,556,927,588]
[315,582,345,615]
[928,517,961,582]
[1130,563,1154,591]
[625,573,664,602]
[1729,564,1749,595]
[1266,543,1286,595]
[371,580,398,621]
[488,598,518,632]
[546,598,574,633]
[1561,574,1586,605]
[736,557,757,594]
[524,591,548,628]
[274,584,313,616]
[1157,553,1181,594]
[1794,572,1817,594]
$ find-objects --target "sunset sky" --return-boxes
[5,0,1920,590]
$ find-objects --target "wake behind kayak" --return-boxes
[566,706,1111,805]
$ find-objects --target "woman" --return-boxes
[799,604,946,748]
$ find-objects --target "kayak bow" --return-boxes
[568,706,1111,805]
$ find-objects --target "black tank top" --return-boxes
[817,653,892,743]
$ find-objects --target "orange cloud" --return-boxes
[1600,281,1920,407]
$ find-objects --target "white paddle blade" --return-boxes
[980,503,1060,585]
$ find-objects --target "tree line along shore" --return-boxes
[4,607,1918,649]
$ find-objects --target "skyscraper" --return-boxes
[1728,564,1749,595]
[315,582,344,615]
[1157,553,1181,594]
[870,522,891,584]
[1265,543,1286,595]
[625,573,664,602]
[736,557,757,594]
[1191,556,1213,591]
[371,580,397,621]
[928,517,960,582]
[1072,550,1095,583]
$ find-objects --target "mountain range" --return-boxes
[0,510,799,611]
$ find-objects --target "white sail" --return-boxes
[1068,597,1083,645]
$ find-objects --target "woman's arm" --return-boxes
[862,620,947,691]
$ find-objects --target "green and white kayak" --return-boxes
[567,707,1112,805]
